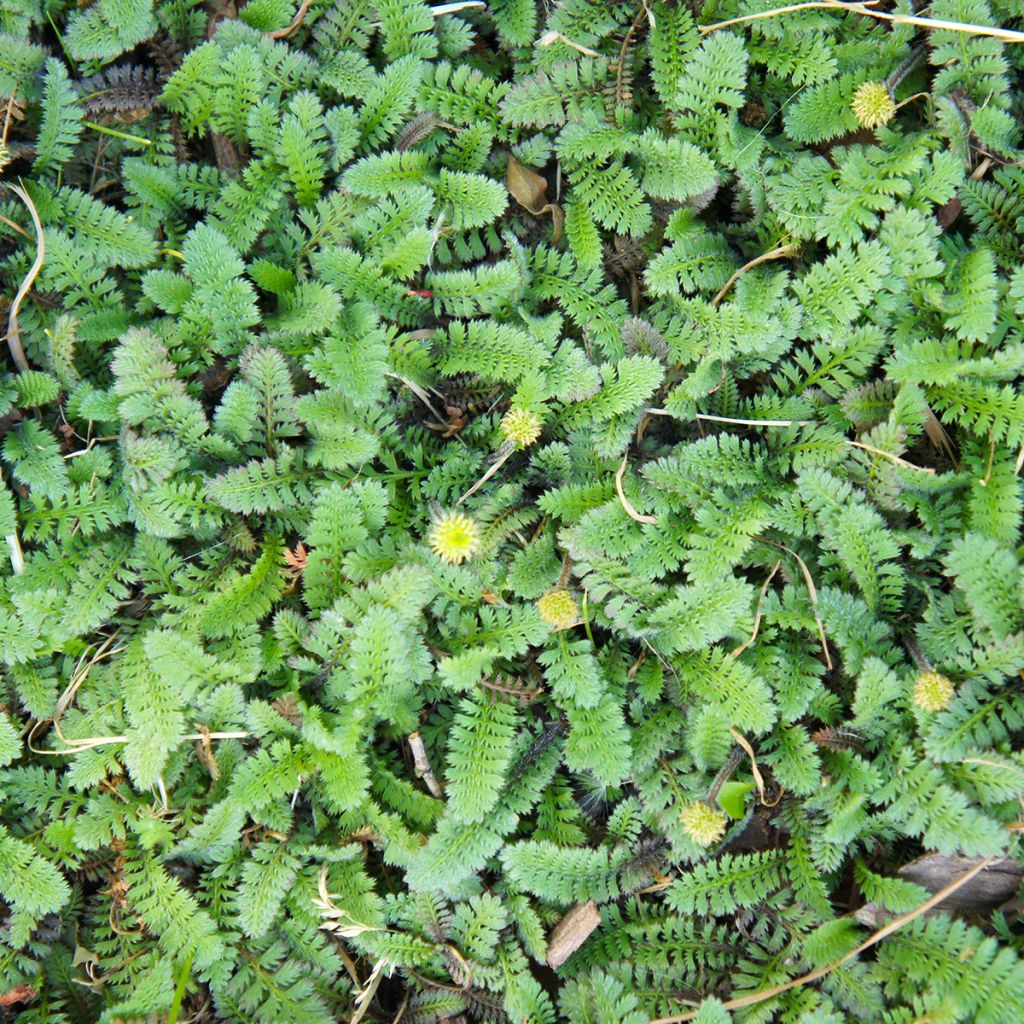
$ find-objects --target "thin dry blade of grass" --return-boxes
[3,181,43,374]
[701,0,1024,40]
[651,855,999,1023]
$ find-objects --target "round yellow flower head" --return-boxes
[537,589,579,630]
[913,669,955,713]
[501,407,543,448]
[851,81,896,130]
[428,511,481,564]
[680,801,727,848]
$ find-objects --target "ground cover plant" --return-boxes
[2,0,1024,1020]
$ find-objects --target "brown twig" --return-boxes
[390,991,411,1024]
[712,242,796,307]
[458,442,514,504]
[536,30,602,57]
[2,470,24,575]
[978,435,997,487]
[384,371,448,426]
[728,728,780,807]
[697,412,810,428]
[650,855,999,1023]
[268,0,313,38]
[614,3,649,106]
[706,746,745,807]
[3,182,44,374]
[846,440,935,474]
[557,554,573,588]
[546,901,602,968]
[0,214,31,240]
[408,731,444,798]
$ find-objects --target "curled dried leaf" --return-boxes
[507,155,564,243]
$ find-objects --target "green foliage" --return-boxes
[1,2,1023,1022]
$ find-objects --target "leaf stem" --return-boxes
[83,120,153,146]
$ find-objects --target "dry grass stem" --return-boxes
[4,181,44,374]
[651,855,999,1022]
[712,242,796,306]
[615,453,659,525]
[701,0,1024,41]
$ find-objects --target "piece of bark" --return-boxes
[408,731,444,798]
[546,900,601,969]
[855,854,1023,928]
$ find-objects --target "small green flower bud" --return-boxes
[913,670,955,713]
[680,801,727,848]
[851,81,896,130]
[537,589,579,630]
[501,407,543,448]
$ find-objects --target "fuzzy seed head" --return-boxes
[501,407,543,448]
[851,81,896,130]
[680,801,727,848]
[537,589,579,630]
[913,670,955,713]
[428,511,481,564]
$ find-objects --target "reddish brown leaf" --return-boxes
[0,985,37,1008]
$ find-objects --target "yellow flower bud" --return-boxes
[501,407,543,448]
[428,511,481,564]
[851,81,896,130]
[913,670,955,713]
[537,589,579,630]
[680,801,727,848]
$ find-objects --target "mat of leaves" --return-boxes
[1,1,1024,1022]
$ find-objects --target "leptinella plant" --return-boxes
[1,0,1024,1022]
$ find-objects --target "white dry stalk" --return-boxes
[3,181,44,374]
[615,453,658,525]
[5,531,24,575]
[431,1,485,14]
[700,0,1024,41]
[315,869,381,938]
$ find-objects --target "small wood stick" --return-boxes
[700,0,1024,42]
[712,242,796,307]
[546,901,602,968]
[431,1,485,14]
[651,855,998,1023]
[846,439,935,474]
[409,731,444,797]
[3,470,24,574]
[729,728,780,807]
[268,0,313,38]
[457,442,514,504]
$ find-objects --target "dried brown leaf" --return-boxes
[507,155,564,243]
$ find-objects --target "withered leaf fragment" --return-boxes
[507,155,564,243]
